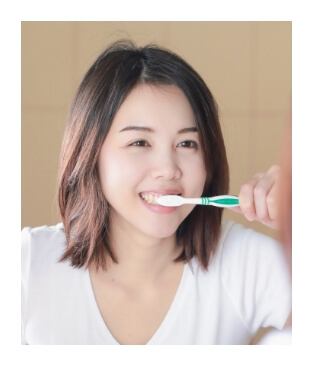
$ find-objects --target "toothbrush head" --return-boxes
[155,195,184,207]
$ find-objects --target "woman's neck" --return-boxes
[94,216,182,289]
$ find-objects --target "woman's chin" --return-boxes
[140,226,178,240]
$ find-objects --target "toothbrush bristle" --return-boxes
[156,195,182,207]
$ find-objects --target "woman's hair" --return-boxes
[58,39,229,271]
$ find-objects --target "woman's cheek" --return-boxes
[106,153,146,188]
[182,155,206,183]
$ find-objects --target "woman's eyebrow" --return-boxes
[119,126,198,134]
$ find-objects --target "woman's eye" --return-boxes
[178,140,199,149]
[129,140,150,147]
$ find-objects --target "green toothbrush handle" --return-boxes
[200,195,239,207]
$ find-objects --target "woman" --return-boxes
[21,40,291,345]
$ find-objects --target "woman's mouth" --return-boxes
[138,191,182,214]
[139,191,182,205]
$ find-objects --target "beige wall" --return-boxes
[21,21,291,238]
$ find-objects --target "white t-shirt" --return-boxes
[257,327,292,345]
[21,220,291,345]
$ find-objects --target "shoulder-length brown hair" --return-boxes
[58,39,229,271]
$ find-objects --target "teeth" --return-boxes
[140,192,161,204]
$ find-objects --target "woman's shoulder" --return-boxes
[22,222,65,247]
[187,220,291,334]
[218,219,289,282]
[188,219,282,273]
[22,222,64,234]
[21,223,66,269]
[220,219,284,259]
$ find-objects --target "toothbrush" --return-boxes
[155,195,239,208]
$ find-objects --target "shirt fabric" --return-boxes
[257,327,292,345]
[21,220,291,345]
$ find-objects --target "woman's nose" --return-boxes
[150,153,182,181]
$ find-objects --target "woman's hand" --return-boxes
[231,165,281,229]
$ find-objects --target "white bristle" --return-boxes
[155,195,183,207]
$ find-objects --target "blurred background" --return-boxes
[21,21,291,238]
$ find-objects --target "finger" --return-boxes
[261,166,280,228]
[267,165,281,222]
[267,183,279,223]
[239,175,263,221]
[253,174,275,222]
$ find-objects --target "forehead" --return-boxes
[111,83,196,131]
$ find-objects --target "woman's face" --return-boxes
[98,83,207,240]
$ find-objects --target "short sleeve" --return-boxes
[221,224,291,335]
[21,227,32,345]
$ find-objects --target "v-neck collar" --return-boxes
[84,261,190,345]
